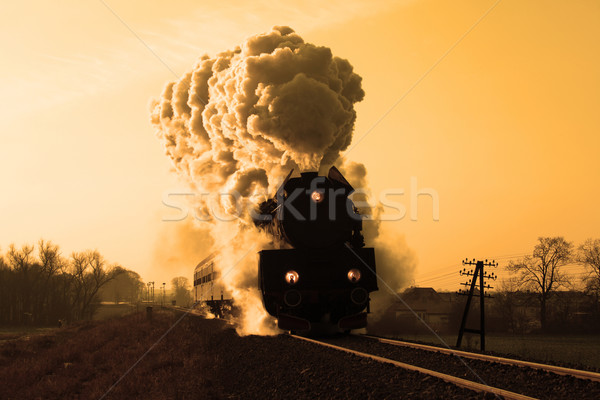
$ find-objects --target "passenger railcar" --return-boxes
[193,253,232,317]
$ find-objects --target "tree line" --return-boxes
[0,240,142,326]
[170,276,193,307]
[506,236,600,331]
[372,236,600,336]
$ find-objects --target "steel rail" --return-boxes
[290,334,537,400]
[362,335,600,383]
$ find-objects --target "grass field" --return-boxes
[0,326,58,343]
[0,304,137,342]
[388,332,600,370]
[0,309,219,399]
[94,303,138,320]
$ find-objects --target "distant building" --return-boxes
[369,287,598,336]
[393,287,454,331]
[370,287,460,335]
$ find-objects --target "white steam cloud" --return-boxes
[151,26,363,194]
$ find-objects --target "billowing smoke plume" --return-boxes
[151,26,412,334]
[151,26,363,196]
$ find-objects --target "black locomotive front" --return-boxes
[256,167,378,332]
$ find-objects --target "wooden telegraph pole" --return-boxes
[456,259,497,352]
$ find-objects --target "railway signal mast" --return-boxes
[456,259,497,352]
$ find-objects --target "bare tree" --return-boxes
[0,242,125,326]
[171,276,192,307]
[37,240,66,323]
[99,266,144,304]
[7,244,35,270]
[6,244,36,324]
[492,277,531,334]
[38,240,64,277]
[507,236,572,330]
[0,249,10,324]
[1,241,69,325]
[70,250,115,320]
[577,238,600,315]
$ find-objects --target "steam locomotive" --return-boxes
[255,166,378,333]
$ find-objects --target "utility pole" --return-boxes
[456,259,497,352]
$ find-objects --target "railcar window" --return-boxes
[195,261,219,287]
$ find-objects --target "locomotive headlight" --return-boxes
[347,268,361,283]
[285,270,299,285]
[310,190,324,203]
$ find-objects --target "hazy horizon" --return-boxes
[2,0,599,291]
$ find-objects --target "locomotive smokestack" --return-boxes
[300,172,319,181]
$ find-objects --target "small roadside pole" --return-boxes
[456,259,497,352]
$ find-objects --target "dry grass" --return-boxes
[0,309,222,399]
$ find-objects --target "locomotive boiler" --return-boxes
[255,166,378,333]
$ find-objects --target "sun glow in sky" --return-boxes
[1,0,599,290]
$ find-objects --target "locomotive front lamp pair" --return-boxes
[284,268,362,284]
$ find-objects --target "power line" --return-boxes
[413,250,583,290]
[415,271,457,283]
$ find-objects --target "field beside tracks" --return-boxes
[0,309,219,399]
[388,333,600,370]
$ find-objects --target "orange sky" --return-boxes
[1,0,598,290]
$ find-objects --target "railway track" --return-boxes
[291,334,533,399]
[172,309,599,398]
[290,334,600,399]
[361,335,600,383]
